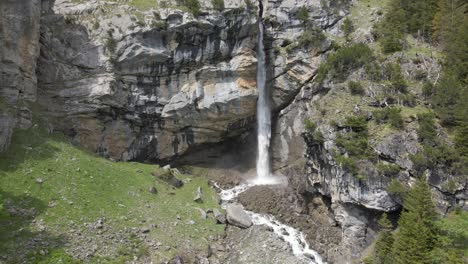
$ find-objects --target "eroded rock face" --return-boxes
[32,0,337,162]
[35,0,262,161]
[0,0,41,151]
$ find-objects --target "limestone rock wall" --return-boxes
[37,0,261,161]
[0,0,41,151]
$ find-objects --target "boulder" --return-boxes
[194,207,207,219]
[193,186,203,203]
[226,203,252,228]
[213,208,226,224]
[149,186,157,194]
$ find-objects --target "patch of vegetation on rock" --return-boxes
[372,107,404,129]
[316,43,374,83]
[211,0,224,11]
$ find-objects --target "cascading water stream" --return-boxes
[214,7,324,263]
[216,183,325,264]
[255,20,274,184]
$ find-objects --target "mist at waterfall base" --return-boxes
[254,21,279,185]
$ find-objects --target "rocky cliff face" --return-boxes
[268,1,467,262]
[37,0,262,161]
[0,0,41,151]
[1,0,466,263]
[1,0,333,161]
[30,0,335,163]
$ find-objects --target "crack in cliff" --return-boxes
[257,0,264,18]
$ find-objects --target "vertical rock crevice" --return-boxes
[258,0,264,18]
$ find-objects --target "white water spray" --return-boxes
[255,21,275,184]
[217,183,325,264]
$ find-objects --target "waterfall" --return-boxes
[255,21,275,184]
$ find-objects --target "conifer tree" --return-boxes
[374,213,394,264]
[374,0,406,53]
[392,178,438,264]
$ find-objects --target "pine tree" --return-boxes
[374,213,394,264]
[432,0,467,44]
[432,73,461,127]
[403,0,438,40]
[375,0,406,53]
[392,178,438,264]
[454,85,468,156]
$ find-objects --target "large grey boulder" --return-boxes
[226,203,252,229]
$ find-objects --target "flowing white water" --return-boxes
[218,183,325,264]
[255,21,275,184]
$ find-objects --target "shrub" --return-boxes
[416,113,437,145]
[297,28,326,49]
[384,63,407,93]
[105,36,117,54]
[422,81,434,98]
[150,20,167,30]
[387,178,408,196]
[391,76,408,93]
[187,0,201,16]
[343,116,368,132]
[414,69,427,80]
[336,134,371,158]
[177,0,201,16]
[304,119,325,145]
[341,17,354,38]
[93,20,100,30]
[135,20,146,27]
[304,119,317,131]
[335,116,375,161]
[212,0,224,11]
[377,162,401,177]
[312,130,325,144]
[244,0,256,11]
[348,81,365,95]
[335,154,359,176]
[381,34,405,53]
[297,7,309,23]
[372,1,405,54]
[373,107,404,129]
[317,43,374,82]
[365,61,383,81]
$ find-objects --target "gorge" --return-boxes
[0,0,467,263]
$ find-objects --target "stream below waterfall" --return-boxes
[216,182,325,264]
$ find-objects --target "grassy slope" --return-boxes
[0,125,224,263]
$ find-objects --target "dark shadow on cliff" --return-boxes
[169,130,257,173]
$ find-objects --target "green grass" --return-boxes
[0,125,224,262]
[125,0,158,9]
[350,0,391,33]
[405,35,444,59]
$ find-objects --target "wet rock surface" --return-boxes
[223,225,311,264]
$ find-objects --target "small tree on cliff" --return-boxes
[374,213,394,264]
[391,178,438,263]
